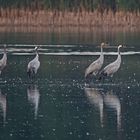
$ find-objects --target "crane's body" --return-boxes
[27,47,40,79]
[0,46,7,75]
[85,43,106,79]
[99,45,122,79]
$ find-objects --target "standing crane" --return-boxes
[0,45,7,75]
[27,46,40,79]
[85,43,107,79]
[99,45,123,80]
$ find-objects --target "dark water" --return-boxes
[0,30,140,140]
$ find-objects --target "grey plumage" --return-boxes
[99,45,122,79]
[27,46,40,79]
[0,45,7,75]
[85,43,106,79]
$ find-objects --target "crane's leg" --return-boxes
[109,75,113,83]
[32,71,36,79]
[85,73,93,86]
[27,70,32,79]
[98,72,107,81]
[27,69,36,83]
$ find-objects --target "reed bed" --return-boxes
[0,8,139,29]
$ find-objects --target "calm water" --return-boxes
[0,29,140,140]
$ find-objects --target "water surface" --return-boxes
[0,30,139,140]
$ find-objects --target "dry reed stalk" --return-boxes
[0,8,139,29]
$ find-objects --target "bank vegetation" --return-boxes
[0,0,139,29]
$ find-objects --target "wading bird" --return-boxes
[99,45,123,80]
[0,45,7,75]
[85,43,107,79]
[27,46,40,79]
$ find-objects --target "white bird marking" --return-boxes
[104,90,121,130]
[0,45,7,75]
[99,45,123,79]
[27,85,40,119]
[85,87,104,127]
[85,43,106,79]
[27,46,40,79]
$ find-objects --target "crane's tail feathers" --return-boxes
[85,72,94,80]
[27,68,36,79]
[27,70,32,79]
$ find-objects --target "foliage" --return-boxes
[0,0,139,12]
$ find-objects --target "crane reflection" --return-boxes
[0,90,6,125]
[85,87,104,127]
[104,90,121,131]
[27,85,40,119]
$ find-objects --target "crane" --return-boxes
[0,45,7,75]
[85,43,107,79]
[99,45,123,80]
[27,46,40,79]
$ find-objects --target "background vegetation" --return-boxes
[0,0,139,12]
[0,0,139,28]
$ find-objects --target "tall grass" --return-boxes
[0,8,139,29]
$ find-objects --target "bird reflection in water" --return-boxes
[104,90,121,131]
[85,87,104,127]
[0,90,6,125]
[27,85,40,119]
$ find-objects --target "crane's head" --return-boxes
[118,45,123,54]
[4,44,7,52]
[101,42,108,48]
[34,46,41,51]
[118,45,123,49]
[34,46,38,50]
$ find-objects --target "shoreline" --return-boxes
[0,25,139,32]
[0,9,139,30]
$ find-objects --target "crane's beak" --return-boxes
[35,46,41,51]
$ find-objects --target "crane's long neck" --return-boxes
[117,47,121,61]
[2,48,7,62]
[118,47,121,57]
[4,47,6,53]
[35,50,39,60]
[100,46,103,59]
[101,46,103,54]
[118,47,121,55]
